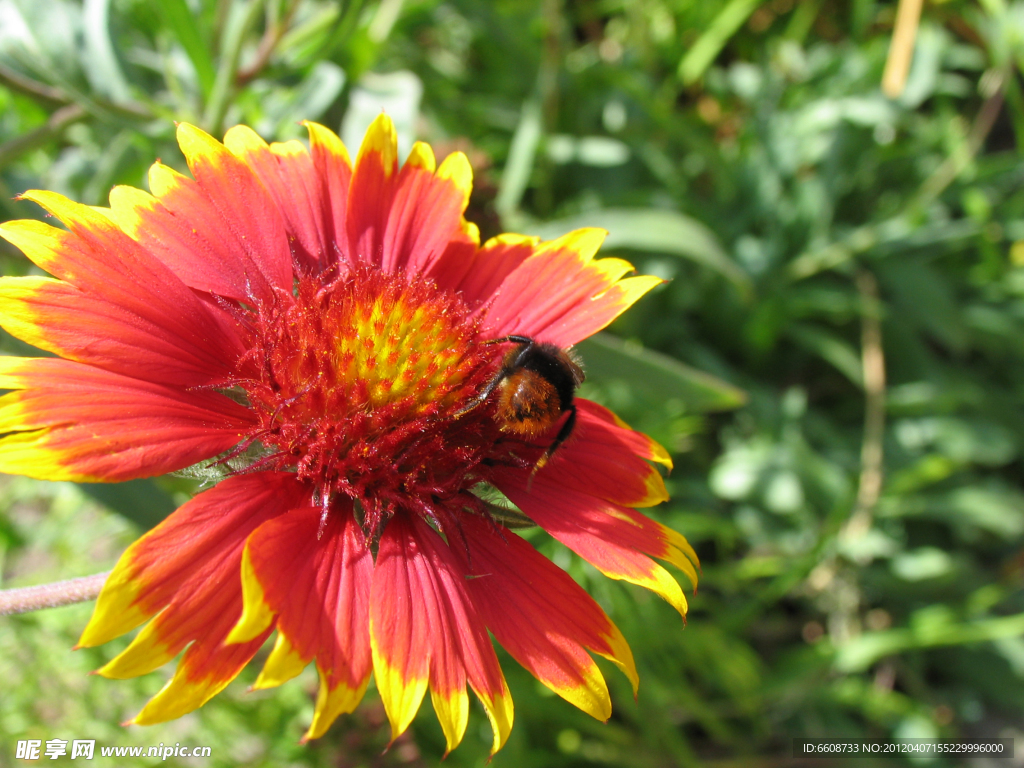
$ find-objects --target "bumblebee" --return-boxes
[457,335,584,473]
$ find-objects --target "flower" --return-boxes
[0,115,699,753]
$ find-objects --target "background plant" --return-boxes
[1,0,1023,766]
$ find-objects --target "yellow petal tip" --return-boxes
[226,544,275,644]
[357,113,398,176]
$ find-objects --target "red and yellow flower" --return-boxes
[0,115,698,752]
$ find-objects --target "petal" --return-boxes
[0,275,240,389]
[130,624,273,726]
[173,123,292,297]
[305,120,353,268]
[435,232,537,305]
[370,514,512,754]
[343,118,475,278]
[223,125,332,275]
[306,663,371,742]
[346,114,399,270]
[107,175,275,303]
[229,504,374,740]
[369,517,429,741]
[578,399,673,469]
[453,513,637,721]
[253,632,307,690]
[79,472,306,648]
[479,228,663,347]
[494,472,698,620]
[380,144,473,275]
[542,398,670,508]
[0,357,254,482]
[226,544,276,644]
[427,218,481,291]
[0,204,245,385]
[411,516,512,755]
[80,473,309,723]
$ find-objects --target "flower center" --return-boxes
[237,268,501,533]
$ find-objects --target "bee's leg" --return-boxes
[485,335,534,347]
[453,338,535,419]
[452,366,509,417]
[529,403,577,482]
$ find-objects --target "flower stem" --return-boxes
[0,104,88,172]
[0,572,110,616]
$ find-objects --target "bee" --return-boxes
[457,335,584,473]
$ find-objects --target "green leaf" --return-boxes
[835,611,1024,673]
[787,322,863,386]
[0,0,82,85]
[576,332,747,414]
[263,60,345,139]
[75,478,176,531]
[877,259,969,353]
[528,208,751,296]
[83,0,130,102]
[276,4,340,67]
[156,0,216,97]
[677,0,765,84]
[495,96,542,222]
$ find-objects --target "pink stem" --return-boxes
[0,571,110,616]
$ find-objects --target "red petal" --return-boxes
[0,202,245,385]
[174,123,292,298]
[129,621,273,725]
[305,121,353,270]
[0,275,242,388]
[426,221,480,291]
[494,471,698,619]
[541,399,669,508]
[478,229,662,347]
[380,144,472,275]
[371,514,512,753]
[108,177,273,303]
[224,126,332,275]
[104,124,295,304]
[346,115,400,271]
[453,514,637,721]
[83,473,308,723]
[79,472,308,651]
[576,399,673,468]
[244,504,373,695]
[0,357,255,482]
[434,233,537,306]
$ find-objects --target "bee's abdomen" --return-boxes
[496,372,561,437]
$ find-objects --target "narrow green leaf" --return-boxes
[577,332,747,414]
[266,61,344,138]
[835,611,1024,672]
[203,0,266,135]
[0,103,86,171]
[276,4,340,67]
[82,0,130,102]
[156,0,217,97]
[878,259,969,353]
[495,97,542,222]
[787,322,863,386]
[678,0,765,84]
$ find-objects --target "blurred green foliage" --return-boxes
[1,0,1023,766]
